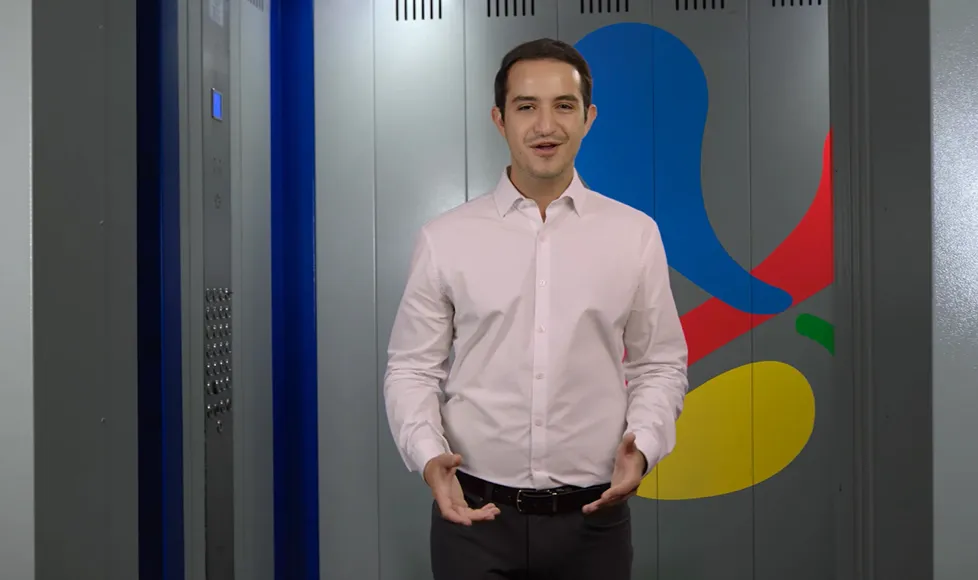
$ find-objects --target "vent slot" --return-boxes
[580,0,629,13]
[395,0,443,20]
[772,0,823,5]
[675,0,725,9]
[488,0,535,17]
[245,0,264,10]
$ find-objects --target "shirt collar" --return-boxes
[492,167,589,218]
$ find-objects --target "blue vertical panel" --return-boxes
[137,0,183,577]
[271,0,320,579]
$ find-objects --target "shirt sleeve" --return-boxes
[622,222,690,476]
[383,227,455,477]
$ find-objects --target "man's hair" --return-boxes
[493,38,593,119]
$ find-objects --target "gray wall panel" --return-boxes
[314,1,380,578]
[653,2,754,579]
[557,3,657,577]
[931,0,978,577]
[314,2,852,579]
[0,0,34,577]
[32,0,140,576]
[465,0,559,198]
[825,5,856,578]
[832,0,934,577]
[749,0,828,260]
[181,0,209,575]
[558,0,652,45]
[748,2,835,580]
[862,0,934,575]
[232,0,275,578]
[201,0,236,573]
[374,2,467,578]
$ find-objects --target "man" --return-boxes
[383,38,689,579]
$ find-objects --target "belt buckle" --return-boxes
[515,489,559,515]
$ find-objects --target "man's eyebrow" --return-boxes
[510,94,580,103]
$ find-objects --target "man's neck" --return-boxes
[507,165,574,209]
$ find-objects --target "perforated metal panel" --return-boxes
[202,0,235,577]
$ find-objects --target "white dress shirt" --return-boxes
[383,168,689,490]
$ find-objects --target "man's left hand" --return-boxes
[582,432,647,514]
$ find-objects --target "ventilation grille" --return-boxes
[772,0,823,5]
[245,0,264,10]
[675,0,725,9]
[580,0,629,13]
[488,0,535,17]
[395,0,443,20]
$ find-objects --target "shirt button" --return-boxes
[539,280,547,287]
[535,373,544,380]
[534,419,543,427]
[537,325,546,333]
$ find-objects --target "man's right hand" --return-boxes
[424,453,501,526]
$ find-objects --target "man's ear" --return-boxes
[491,106,505,137]
[583,103,598,135]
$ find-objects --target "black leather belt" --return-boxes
[456,470,610,516]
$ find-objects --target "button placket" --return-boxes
[529,228,551,485]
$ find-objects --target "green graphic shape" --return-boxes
[795,314,835,355]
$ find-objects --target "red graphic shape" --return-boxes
[681,130,834,365]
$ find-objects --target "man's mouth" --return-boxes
[531,141,561,154]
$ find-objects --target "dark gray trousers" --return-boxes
[430,488,632,580]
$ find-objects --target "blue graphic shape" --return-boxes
[575,23,792,315]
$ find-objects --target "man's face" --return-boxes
[492,58,597,182]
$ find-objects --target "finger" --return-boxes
[621,432,637,450]
[582,500,599,514]
[583,484,633,514]
[604,483,636,500]
[582,496,611,514]
[466,504,500,522]
[436,495,472,526]
[438,453,463,469]
[475,502,500,515]
[583,490,619,513]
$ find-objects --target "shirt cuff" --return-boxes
[410,436,451,477]
[631,430,661,477]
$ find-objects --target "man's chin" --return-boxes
[528,165,568,181]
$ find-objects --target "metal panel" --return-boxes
[314,0,380,578]
[930,0,978,577]
[557,2,658,577]
[231,0,275,578]
[857,0,934,575]
[826,3,857,578]
[748,2,834,580]
[558,0,652,45]
[652,2,754,579]
[465,0,558,197]
[312,2,852,579]
[31,0,140,577]
[374,0,467,577]
[202,0,236,575]
[182,0,209,576]
[0,1,35,579]
[834,0,934,577]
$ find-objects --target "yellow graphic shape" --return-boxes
[637,361,815,500]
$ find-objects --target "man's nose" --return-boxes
[534,109,557,133]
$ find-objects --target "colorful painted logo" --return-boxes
[575,23,834,500]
